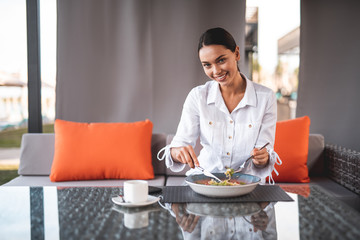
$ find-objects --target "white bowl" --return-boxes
[185,173,261,198]
[186,202,261,217]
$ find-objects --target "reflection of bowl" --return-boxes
[185,173,261,198]
[186,202,261,217]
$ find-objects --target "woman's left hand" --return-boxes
[251,147,269,167]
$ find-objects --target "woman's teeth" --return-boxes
[216,74,226,81]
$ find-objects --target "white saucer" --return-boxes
[112,195,160,208]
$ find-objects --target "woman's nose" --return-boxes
[213,65,221,75]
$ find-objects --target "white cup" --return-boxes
[123,180,148,203]
[124,211,149,229]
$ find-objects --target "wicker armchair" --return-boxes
[325,144,360,195]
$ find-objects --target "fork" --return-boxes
[197,166,222,182]
[234,142,270,173]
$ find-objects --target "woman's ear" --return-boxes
[235,46,241,61]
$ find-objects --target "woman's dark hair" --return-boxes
[198,27,237,52]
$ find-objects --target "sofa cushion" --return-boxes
[307,134,325,176]
[18,133,167,176]
[18,133,55,175]
[50,119,154,182]
[272,116,311,183]
[3,175,165,187]
[151,134,167,175]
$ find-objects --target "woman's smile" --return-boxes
[214,73,227,82]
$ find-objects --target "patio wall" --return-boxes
[297,0,360,151]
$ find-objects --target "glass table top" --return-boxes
[0,185,359,240]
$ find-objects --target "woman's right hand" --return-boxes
[172,204,200,233]
[170,145,199,168]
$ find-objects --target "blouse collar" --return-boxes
[207,73,257,109]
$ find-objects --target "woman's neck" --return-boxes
[220,72,246,97]
[219,72,246,113]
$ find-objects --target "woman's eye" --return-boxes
[218,58,225,63]
[203,64,211,68]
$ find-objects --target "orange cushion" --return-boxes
[271,116,311,183]
[279,184,310,198]
[50,119,154,182]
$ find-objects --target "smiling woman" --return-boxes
[162,27,281,184]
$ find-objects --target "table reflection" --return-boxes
[167,202,277,240]
[1,186,359,240]
[112,204,160,229]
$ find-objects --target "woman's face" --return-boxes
[199,44,240,87]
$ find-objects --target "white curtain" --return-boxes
[56,0,246,133]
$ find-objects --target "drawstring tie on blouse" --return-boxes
[157,145,170,161]
[267,149,282,185]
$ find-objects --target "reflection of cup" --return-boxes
[124,180,148,203]
[124,211,149,229]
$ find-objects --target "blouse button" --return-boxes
[209,121,213,125]
[228,136,232,139]
[248,124,252,128]
[227,152,230,156]
[229,120,233,124]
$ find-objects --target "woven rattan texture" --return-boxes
[325,144,360,194]
[56,187,182,240]
[298,185,360,239]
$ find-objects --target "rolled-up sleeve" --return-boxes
[247,91,278,180]
[165,88,200,172]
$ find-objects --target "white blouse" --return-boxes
[181,203,277,240]
[161,75,281,182]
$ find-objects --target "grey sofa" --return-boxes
[3,133,359,211]
[2,133,321,187]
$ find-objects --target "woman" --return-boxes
[158,27,281,182]
[170,202,277,239]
